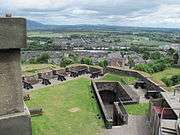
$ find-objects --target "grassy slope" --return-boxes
[26,77,103,135]
[100,73,138,85]
[132,67,180,89]
[22,64,59,75]
[151,67,180,81]
[125,103,149,116]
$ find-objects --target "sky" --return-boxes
[1,0,180,28]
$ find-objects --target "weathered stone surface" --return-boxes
[105,66,167,92]
[0,17,32,135]
[0,105,32,135]
[0,18,26,49]
[0,49,24,116]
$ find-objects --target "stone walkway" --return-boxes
[129,85,149,103]
[104,116,151,135]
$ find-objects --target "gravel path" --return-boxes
[23,74,102,92]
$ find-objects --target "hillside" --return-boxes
[27,20,180,33]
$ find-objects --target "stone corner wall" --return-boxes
[105,66,167,92]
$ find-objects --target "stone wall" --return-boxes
[113,102,128,126]
[66,64,89,72]
[53,68,66,75]
[89,66,103,74]
[38,70,55,79]
[105,66,166,92]
[22,74,39,85]
[92,81,131,128]
[91,81,113,129]
[21,64,101,85]
[95,82,117,91]
[95,81,139,104]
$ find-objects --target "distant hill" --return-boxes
[27,20,45,30]
[27,20,180,33]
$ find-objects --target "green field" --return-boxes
[100,73,138,85]
[125,103,149,116]
[26,77,103,135]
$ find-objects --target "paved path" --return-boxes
[104,115,151,135]
[129,85,149,103]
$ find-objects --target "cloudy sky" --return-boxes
[1,0,180,28]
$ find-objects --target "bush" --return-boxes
[173,53,179,64]
[142,52,150,60]
[161,78,173,87]
[161,75,180,87]
[36,53,50,64]
[171,75,180,85]
[28,58,37,64]
[98,60,108,68]
[80,57,93,65]
[134,58,171,74]
[150,52,162,60]
[60,57,74,67]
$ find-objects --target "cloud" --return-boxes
[123,4,180,28]
[1,0,180,28]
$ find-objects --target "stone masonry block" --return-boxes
[0,49,24,116]
[0,17,26,49]
[0,104,32,135]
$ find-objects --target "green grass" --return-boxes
[125,103,149,116]
[152,67,180,81]
[151,67,180,87]
[26,77,103,135]
[100,73,138,85]
[22,64,60,75]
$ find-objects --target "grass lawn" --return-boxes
[152,67,180,81]
[100,73,138,85]
[26,77,103,135]
[151,67,180,87]
[22,64,59,75]
[125,103,149,116]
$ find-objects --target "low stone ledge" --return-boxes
[0,103,32,135]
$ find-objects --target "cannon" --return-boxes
[57,74,66,81]
[22,80,33,90]
[70,71,79,78]
[29,108,43,116]
[77,68,89,75]
[145,90,161,99]
[42,78,51,85]
[90,71,101,79]
[134,81,147,89]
